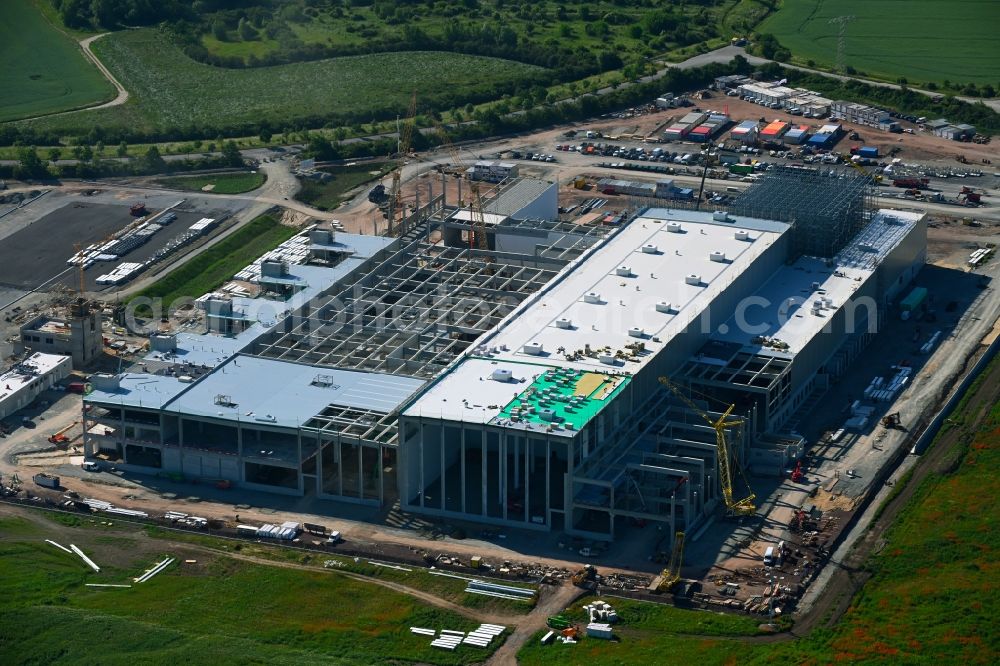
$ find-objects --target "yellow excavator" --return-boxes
[659,377,755,517]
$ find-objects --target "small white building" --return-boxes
[470,161,519,183]
[0,353,72,420]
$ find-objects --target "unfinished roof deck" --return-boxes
[250,224,601,379]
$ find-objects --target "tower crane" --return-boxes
[386,91,418,236]
[658,377,756,517]
[434,123,493,260]
[649,531,685,592]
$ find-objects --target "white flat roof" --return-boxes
[85,373,190,409]
[166,356,425,428]
[0,353,69,403]
[403,358,553,424]
[711,210,922,355]
[467,210,789,374]
[450,209,509,227]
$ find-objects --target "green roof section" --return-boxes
[492,366,630,431]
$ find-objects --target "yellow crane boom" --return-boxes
[658,377,755,517]
[650,531,685,592]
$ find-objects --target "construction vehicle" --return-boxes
[659,377,756,516]
[843,154,882,183]
[649,531,685,592]
[129,202,147,216]
[33,473,60,489]
[571,564,597,588]
[881,412,902,429]
[892,177,930,189]
[47,421,78,445]
[791,460,804,483]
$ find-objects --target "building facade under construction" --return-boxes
[81,174,926,540]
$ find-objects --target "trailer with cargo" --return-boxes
[33,473,60,489]
[899,286,928,320]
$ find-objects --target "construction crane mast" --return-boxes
[386,91,418,236]
[434,123,492,260]
[658,377,755,517]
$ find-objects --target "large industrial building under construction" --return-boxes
[82,171,926,540]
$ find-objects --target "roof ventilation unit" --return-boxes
[491,368,513,382]
[628,327,645,338]
[555,317,573,329]
[712,210,730,222]
[709,250,727,263]
[685,274,702,286]
[583,291,602,304]
[599,352,617,365]
[538,408,557,422]
[666,222,683,233]
[812,281,820,290]
[734,230,751,241]
[641,243,659,254]
[615,265,632,277]
[655,301,673,313]
[523,341,544,355]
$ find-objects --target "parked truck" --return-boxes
[33,473,60,489]
[899,286,928,320]
[729,163,754,175]
[893,177,930,190]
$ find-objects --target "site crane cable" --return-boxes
[388,91,418,236]
[658,377,756,516]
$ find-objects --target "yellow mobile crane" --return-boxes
[649,531,686,593]
[658,377,756,517]
[842,153,882,183]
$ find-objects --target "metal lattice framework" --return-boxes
[731,166,875,259]
[251,217,608,381]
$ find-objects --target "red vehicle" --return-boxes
[892,177,930,189]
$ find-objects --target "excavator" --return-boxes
[881,412,902,429]
[649,531,685,593]
[659,377,756,517]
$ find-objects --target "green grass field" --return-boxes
[131,213,295,309]
[157,171,266,194]
[294,162,395,211]
[14,28,543,138]
[0,0,114,121]
[759,0,999,86]
[0,516,500,665]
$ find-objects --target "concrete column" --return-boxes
[500,435,507,521]
[460,429,466,514]
[419,422,425,508]
[481,432,487,516]
[545,440,551,524]
[514,437,520,489]
[297,430,303,494]
[440,425,446,510]
[336,436,343,496]
[356,439,363,498]
[316,435,324,495]
[524,439,530,524]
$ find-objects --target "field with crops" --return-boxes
[759,0,999,86]
[0,510,500,665]
[13,28,544,138]
[0,0,113,122]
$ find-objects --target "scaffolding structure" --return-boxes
[731,166,875,258]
